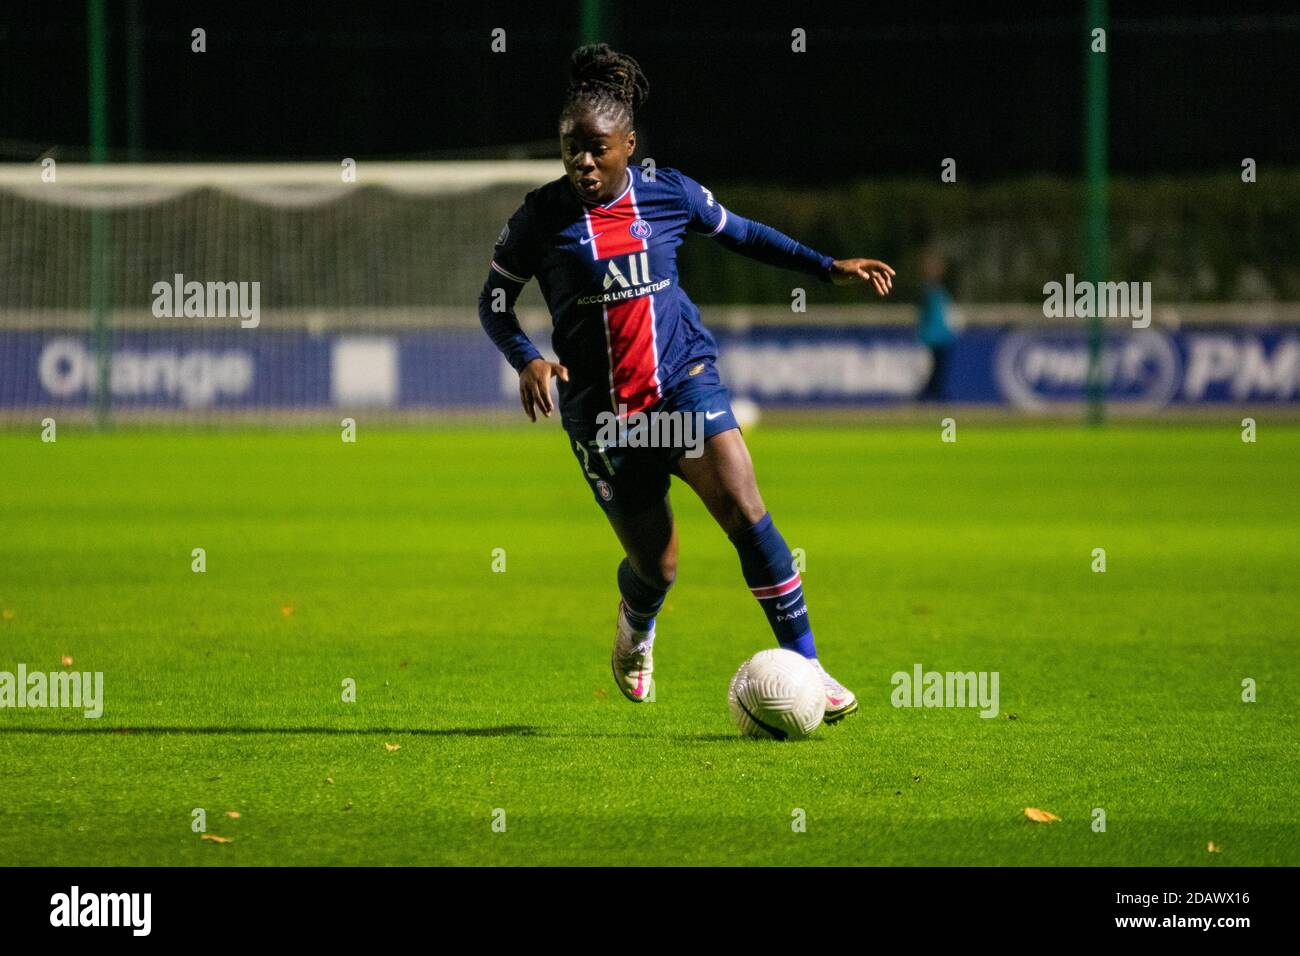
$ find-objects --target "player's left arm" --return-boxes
[828,257,895,296]
[677,170,894,296]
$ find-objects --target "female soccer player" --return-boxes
[479,44,894,722]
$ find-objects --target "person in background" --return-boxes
[916,248,956,401]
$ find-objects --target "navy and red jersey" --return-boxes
[479,166,834,428]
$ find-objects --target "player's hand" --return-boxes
[831,258,895,296]
[519,358,569,421]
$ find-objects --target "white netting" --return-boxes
[0,162,559,420]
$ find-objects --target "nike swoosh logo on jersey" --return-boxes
[705,410,726,421]
[580,233,604,245]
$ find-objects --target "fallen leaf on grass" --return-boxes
[384,743,400,752]
[280,604,294,617]
[325,776,334,785]
[594,687,607,699]
[60,655,74,666]
[200,834,233,844]
[223,811,241,819]
[1024,807,1061,823]
[1207,841,1222,853]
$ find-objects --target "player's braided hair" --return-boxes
[559,44,649,132]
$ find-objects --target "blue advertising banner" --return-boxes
[721,326,1300,407]
[2,324,1298,410]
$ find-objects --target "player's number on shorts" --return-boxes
[575,440,614,480]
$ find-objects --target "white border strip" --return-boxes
[0,161,562,192]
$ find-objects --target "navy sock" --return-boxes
[617,558,670,632]
[728,512,818,658]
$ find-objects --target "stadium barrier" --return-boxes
[2,163,1296,421]
[3,305,1298,415]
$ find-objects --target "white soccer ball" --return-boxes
[728,648,826,740]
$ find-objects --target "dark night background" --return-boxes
[2,0,1298,182]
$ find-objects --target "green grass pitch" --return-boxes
[0,422,1296,866]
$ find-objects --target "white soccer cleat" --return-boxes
[611,601,655,702]
[811,659,858,723]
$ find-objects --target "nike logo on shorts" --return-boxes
[705,410,726,421]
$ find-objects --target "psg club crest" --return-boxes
[629,218,652,240]
[596,479,613,501]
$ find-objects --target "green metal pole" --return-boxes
[88,0,111,429]
[580,0,605,45]
[1084,0,1109,426]
[125,0,144,162]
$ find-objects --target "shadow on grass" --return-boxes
[0,725,542,737]
[0,725,744,742]
[539,731,743,742]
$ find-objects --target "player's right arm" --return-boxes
[478,202,568,420]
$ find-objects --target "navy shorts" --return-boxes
[565,360,739,518]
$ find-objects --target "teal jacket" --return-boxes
[917,284,955,348]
